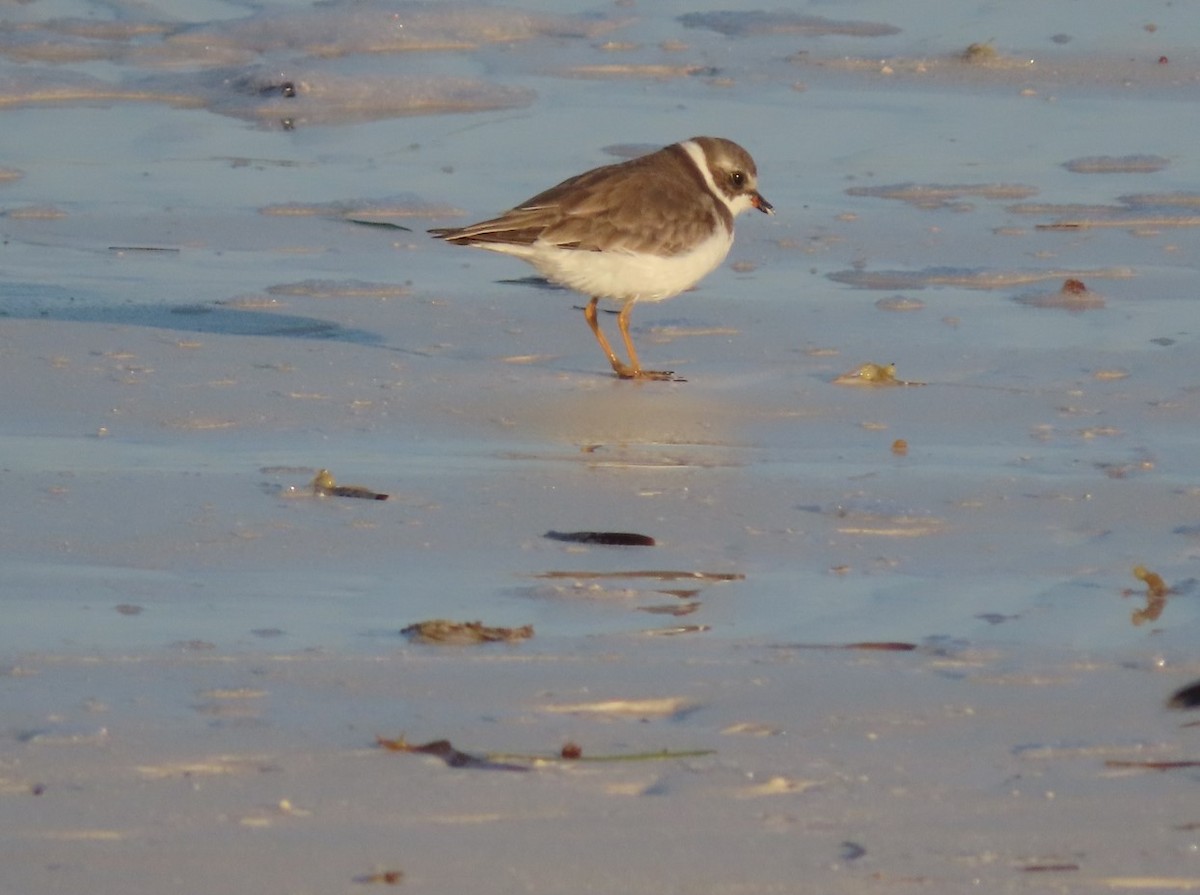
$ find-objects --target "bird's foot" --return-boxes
[615,366,680,382]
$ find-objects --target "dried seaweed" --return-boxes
[1133,565,1170,598]
[401,619,533,645]
[1013,277,1105,311]
[1104,759,1200,771]
[833,361,925,387]
[346,218,413,231]
[1168,679,1200,710]
[310,468,388,500]
[1126,565,1170,625]
[376,736,529,772]
[545,530,656,546]
[377,735,713,768]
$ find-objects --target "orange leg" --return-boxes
[583,297,634,377]
[582,298,673,380]
[616,303,673,380]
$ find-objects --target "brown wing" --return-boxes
[432,145,725,256]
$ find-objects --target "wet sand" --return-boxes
[2,0,1200,891]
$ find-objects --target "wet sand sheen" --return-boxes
[2,0,1200,892]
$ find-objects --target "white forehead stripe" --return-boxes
[679,139,730,210]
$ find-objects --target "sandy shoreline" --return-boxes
[6,637,1200,894]
[4,0,1200,890]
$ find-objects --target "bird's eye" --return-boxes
[730,171,746,188]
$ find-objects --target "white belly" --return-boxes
[480,227,734,305]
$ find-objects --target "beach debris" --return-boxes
[839,841,868,862]
[376,736,529,772]
[517,745,716,763]
[774,641,919,652]
[835,361,896,385]
[560,742,583,760]
[1013,277,1105,311]
[976,612,1019,625]
[310,469,389,501]
[1125,565,1170,626]
[1104,759,1200,771]
[401,619,533,645]
[376,735,708,769]
[346,218,413,231]
[1132,565,1169,598]
[107,245,181,253]
[354,869,404,886]
[960,41,999,64]
[833,362,925,387]
[545,530,656,546]
[1167,680,1200,710]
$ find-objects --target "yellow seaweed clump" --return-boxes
[310,468,388,500]
[402,619,534,645]
[1128,565,1170,626]
[833,362,925,387]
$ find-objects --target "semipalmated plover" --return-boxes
[430,136,773,380]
